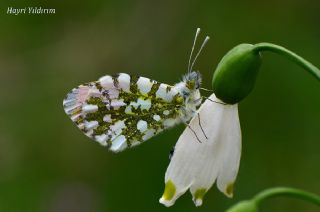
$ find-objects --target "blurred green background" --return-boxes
[0,0,319,211]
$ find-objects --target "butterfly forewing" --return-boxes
[63,73,184,152]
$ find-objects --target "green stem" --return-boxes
[253,42,320,80]
[253,187,320,207]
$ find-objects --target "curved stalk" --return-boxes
[253,42,320,80]
[253,187,320,207]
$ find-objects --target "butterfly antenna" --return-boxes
[190,36,210,72]
[200,87,214,92]
[187,28,201,73]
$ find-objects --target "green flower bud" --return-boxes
[212,44,262,104]
[226,200,258,212]
[212,43,320,104]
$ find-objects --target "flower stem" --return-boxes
[253,187,320,207]
[253,42,320,80]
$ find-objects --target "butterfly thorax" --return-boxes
[174,71,202,123]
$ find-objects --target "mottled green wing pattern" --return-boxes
[63,73,184,152]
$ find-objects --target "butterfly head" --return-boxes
[184,71,202,106]
[175,71,202,103]
[184,71,202,90]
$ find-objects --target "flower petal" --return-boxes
[160,93,241,206]
[216,104,241,197]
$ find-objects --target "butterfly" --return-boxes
[63,28,210,152]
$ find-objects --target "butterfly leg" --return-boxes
[185,123,202,143]
[202,96,227,105]
[186,110,208,142]
[197,113,208,140]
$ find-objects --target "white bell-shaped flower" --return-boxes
[159,93,241,207]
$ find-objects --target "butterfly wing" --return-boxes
[63,73,184,152]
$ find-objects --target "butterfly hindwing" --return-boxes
[63,73,185,152]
